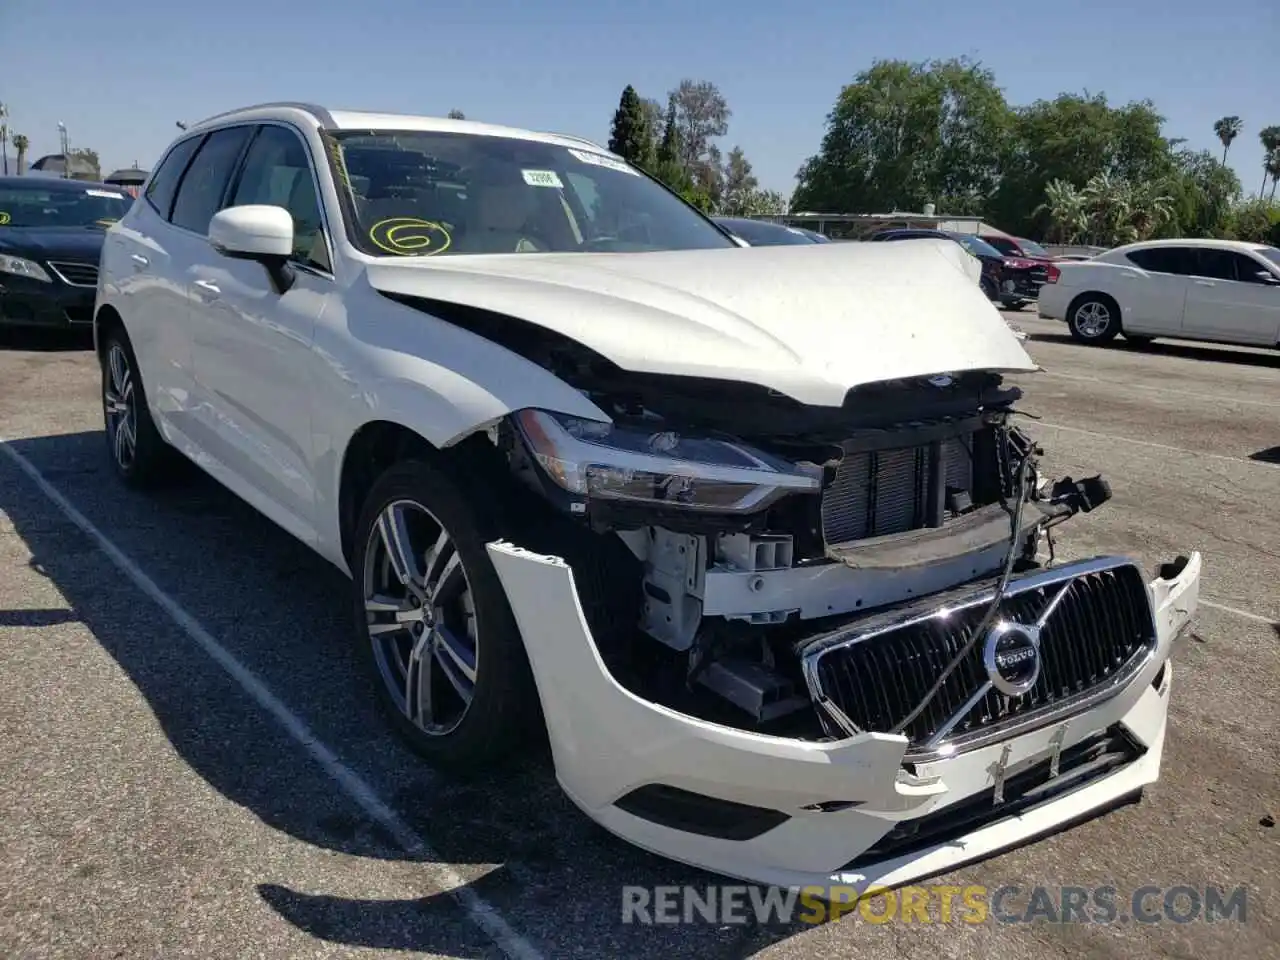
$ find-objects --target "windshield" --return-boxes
[326,130,735,257]
[0,183,131,228]
[1016,237,1049,257]
[1257,246,1280,269]
[716,218,815,246]
[951,233,1003,258]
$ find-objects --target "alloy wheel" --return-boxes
[1074,301,1111,338]
[362,499,479,736]
[104,343,138,471]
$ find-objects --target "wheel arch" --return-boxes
[93,303,125,359]
[1066,290,1123,327]
[334,417,516,571]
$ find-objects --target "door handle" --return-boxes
[193,279,221,298]
[1194,280,1215,287]
[130,254,149,269]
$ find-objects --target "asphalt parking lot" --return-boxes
[1,312,1277,959]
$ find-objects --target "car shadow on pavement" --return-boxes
[1250,446,1280,464]
[0,430,816,958]
[1028,331,1280,367]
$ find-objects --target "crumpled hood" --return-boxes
[364,237,1038,407]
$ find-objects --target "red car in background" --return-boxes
[983,234,1057,262]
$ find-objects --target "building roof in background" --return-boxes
[27,153,99,178]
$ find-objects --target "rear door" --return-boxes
[189,121,333,544]
[100,133,203,427]
[1116,246,1195,335]
[1181,247,1280,346]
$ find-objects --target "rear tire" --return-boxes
[1067,294,1120,344]
[350,458,540,771]
[99,327,178,488]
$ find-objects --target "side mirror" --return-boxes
[208,205,296,293]
[1255,270,1280,286]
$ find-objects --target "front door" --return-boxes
[189,122,335,546]
[1181,247,1280,346]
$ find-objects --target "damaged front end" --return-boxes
[476,359,1200,889]
[495,365,1118,741]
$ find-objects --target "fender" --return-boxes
[308,287,611,570]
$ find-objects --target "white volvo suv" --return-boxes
[94,103,1201,893]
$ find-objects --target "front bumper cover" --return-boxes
[0,276,95,327]
[488,543,1201,893]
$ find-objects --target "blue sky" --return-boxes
[2,0,1275,203]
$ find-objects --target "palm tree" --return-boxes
[1259,126,1280,197]
[1213,116,1242,165]
[1035,179,1087,244]
[1268,148,1280,202]
[0,102,8,175]
[11,133,28,175]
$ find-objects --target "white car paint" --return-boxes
[489,542,1199,892]
[96,102,1203,893]
[1038,237,1280,347]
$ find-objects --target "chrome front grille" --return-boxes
[820,433,976,544]
[799,558,1157,757]
[47,260,99,287]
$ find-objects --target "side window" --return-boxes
[1192,248,1239,281]
[229,125,331,271]
[144,136,202,219]
[170,126,253,235]
[1228,252,1271,284]
[1126,247,1194,275]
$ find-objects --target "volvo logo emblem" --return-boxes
[927,374,955,388]
[983,620,1041,696]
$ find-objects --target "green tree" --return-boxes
[1036,179,1087,243]
[69,147,100,179]
[990,94,1172,236]
[607,85,653,168]
[446,109,466,120]
[792,58,1010,215]
[668,79,730,206]
[11,133,28,175]
[639,97,663,164]
[1260,127,1280,198]
[1163,148,1241,236]
[1213,115,1242,164]
[1268,149,1280,202]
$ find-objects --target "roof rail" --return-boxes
[192,101,335,128]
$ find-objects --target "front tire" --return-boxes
[99,328,176,487]
[1068,295,1120,344]
[351,459,540,770]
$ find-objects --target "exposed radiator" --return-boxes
[820,433,976,544]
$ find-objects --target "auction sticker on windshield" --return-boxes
[522,169,564,188]
[567,148,640,176]
[86,189,126,199]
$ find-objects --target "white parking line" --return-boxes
[1035,370,1280,410]
[0,440,544,960]
[1199,599,1279,627]
[1028,420,1276,468]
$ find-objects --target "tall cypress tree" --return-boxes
[608,85,652,167]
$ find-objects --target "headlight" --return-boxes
[513,409,819,513]
[0,254,53,283]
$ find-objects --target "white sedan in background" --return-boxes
[1038,238,1280,348]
